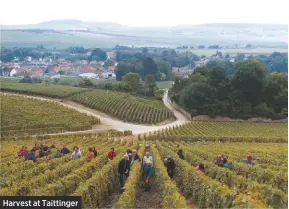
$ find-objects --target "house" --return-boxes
[79,73,99,79]
[14,67,31,76]
[44,72,61,79]
[10,69,17,77]
[108,66,116,71]
[107,52,115,59]
[101,72,116,79]
[79,66,97,74]
[98,61,105,66]
[29,67,43,77]
[67,71,81,77]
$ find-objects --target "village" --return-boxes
[1,46,267,81]
[0,51,117,80]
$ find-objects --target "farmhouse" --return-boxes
[79,73,99,79]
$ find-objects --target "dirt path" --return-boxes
[134,178,162,209]
[1,91,189,135]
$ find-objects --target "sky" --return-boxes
[0,0,288,26]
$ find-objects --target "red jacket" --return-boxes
[108,151,117,160]
[18,148,28,158]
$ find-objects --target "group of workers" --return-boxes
[18,144,256,191]
[17,143,98,162]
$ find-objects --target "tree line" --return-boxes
[170,59,288,119]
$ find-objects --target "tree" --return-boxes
[104,59,115,67]
[179,83,221,117]
[58,70,65,75]
[235,54,245,62]
[89,48,107,61]
[122,73,142,91]
[194,67,209,77]
[206,60,234,76]
[142,47,149,57]
[20,76,33,83]
[156,60,172,81]
[115,59,144,81]
[144,74,157,96]
[78,78,94,88]
[264,73,288,113]
[53,78,60,84]
[231,59,268,115]
[142,57,158,78]
[189,73,207,83]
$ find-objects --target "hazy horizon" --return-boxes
[1,19,288,27]
[1,0,288,26]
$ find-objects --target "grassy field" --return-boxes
[185,47,288,56]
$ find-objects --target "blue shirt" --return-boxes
[242,160,255,165]
[25,152,36,161]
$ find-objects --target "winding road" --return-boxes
[2,90,189,136]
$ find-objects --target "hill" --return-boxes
[1,20,287,48]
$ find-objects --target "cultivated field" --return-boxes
[185,47,288,56]
[0,94,100,137]
[0,80,88,98]
[70,90,175,124]
[0,81,174,125]
[0,78,287,208]
[0,130,287,208]
[150,121,288,142]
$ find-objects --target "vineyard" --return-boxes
[0,80,88,98]
[0,129,287,208]
[1,81,175,124]
[1,94,100,137]
[70,90,175,124]
[149,121,288,143]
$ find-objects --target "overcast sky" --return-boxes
[1,0,288,26]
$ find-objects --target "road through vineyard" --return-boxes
[1,90,189,135]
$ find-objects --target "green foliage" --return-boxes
[19,76,33,83]
[144,74,158,96]
[89,48,107,61]
[19,76,42,84]
[104,59,115,67]
[78,78,94,88]
[231,59,269,114]
[257,52,288,73]
[189,73,207,83]
[122,73,142,91]
[170,59,287,119]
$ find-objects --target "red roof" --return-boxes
[79,66,96,73]
[108,66,115,71]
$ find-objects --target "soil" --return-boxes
[134,175,162,209]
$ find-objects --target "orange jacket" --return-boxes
[86,151,94,161]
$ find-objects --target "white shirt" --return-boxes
[143,156,153,165]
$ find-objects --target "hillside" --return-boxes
[1,20,287,48]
